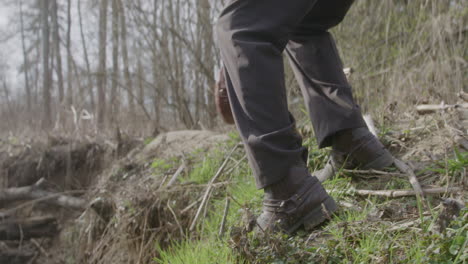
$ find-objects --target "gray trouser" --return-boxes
[216,0,367,189]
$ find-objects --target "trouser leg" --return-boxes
[286,0,367,148]
[216,0,319,189]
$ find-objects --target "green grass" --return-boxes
[155,239,238,264]
[154,131,467,264]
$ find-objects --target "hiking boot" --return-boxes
[316,127,394,182]
[256,173,337,234]
[331,127,394,170]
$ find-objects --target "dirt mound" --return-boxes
[55,130,230,264]
[138,130,229,161]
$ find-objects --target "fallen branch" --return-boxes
[0,216,58,240]
[416,103,468,115]
[393,159,424,198]
[388,216,431,232]
[167,163,185,188]
[189,144,239,231]
[343,169,406,177]
[31,238,50,258]
[218,197,230,238]
[355,187,461,198]
[167,201,184,239]
[0,246,35,264]
[0,178,87,211]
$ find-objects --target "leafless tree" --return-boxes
[97,0,108,130]
[41,0,52,128]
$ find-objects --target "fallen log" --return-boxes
[0,216,58,240]
[416,103,468,115]
[0,246,35,264]
[0,178,87,211]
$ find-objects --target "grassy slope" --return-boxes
[152,130,467,264]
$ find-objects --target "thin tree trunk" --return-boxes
[1,80,14,128]
[97,0,108,130]
[19,0,32,113]
[41,0,52,129]
[66,0,73,106]
[51,0,64,105]
[119,0,134,118]
[137,54,145,115]
[201,0,216,128]
[110,0,120,126]
[78,0,94,112]
[152,0,161,128]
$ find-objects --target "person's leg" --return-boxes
[216,0,337,233]
[216,0,319,189]
[285,0,366,148]
[285,0,393,173]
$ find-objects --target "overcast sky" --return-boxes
[0,1,95,95]
[0,3,20,91]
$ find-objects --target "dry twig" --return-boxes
[218,197,230,238]
[355,187,461,198]
[189,144,239,231]
[343,169,406,177]
[167,163,185,187]
[393,159,424,198]
[167,202,185,238]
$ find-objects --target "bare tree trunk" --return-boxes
[168,0,194,128]
[110,0,120,126]
[137,54,145,115]
[78,0,94,112]
[97,0,108,130]
[51,0,64,105]
[1,80,14,128]
[200,0,216,128]
[120,0,134,119]
[41,0,52,129]
[194,2,203,125]
[152,0,161,128]
[19,0,32,113]
[66,0,73,107]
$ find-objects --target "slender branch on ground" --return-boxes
[393,158,424,198]
[167,201,185,239]
[343,169,406,177]
[218,197,230,238]
[166,163,185,187]
[189,143,239,231]
[354,187,461,198]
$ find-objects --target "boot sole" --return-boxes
[285,196,338,234]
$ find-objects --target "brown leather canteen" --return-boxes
[215,67,235,124]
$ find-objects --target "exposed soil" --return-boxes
[0,130,229,264]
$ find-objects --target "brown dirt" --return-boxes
[23,130,229,264]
